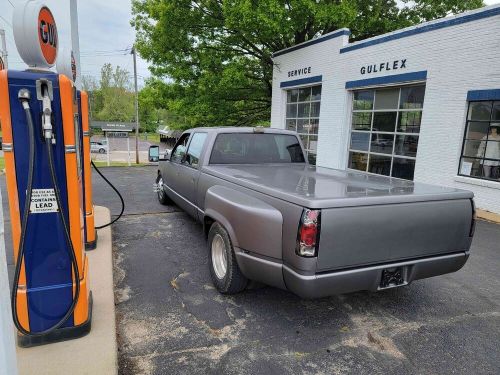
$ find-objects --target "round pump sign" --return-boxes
[38,7,58,65]
[13,1,59,68]
[56,47,77,82]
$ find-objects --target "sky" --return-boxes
[0,0,150,85]
[0,0,499,87]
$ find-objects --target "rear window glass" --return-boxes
[210,133,305,164]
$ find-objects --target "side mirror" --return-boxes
[148,145,160,162]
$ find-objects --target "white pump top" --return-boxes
[13,1,59,68]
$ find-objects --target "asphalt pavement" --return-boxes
[2,166,500,374]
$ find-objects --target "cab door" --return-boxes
[164,133,190,210]
[174,132,208,216]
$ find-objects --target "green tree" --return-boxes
[132,0,483,129]
[96,64,135,122]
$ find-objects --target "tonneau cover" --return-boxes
[203,164,473,209]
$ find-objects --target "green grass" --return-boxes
[92,161,147,167]
[142,133,161,143]
[0,156,145,171]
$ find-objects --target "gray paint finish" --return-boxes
[318,199,472,271]
[205,186,283,259]
[158,127,475,298]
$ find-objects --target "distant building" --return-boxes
[158,126,182,147]
[91,121,136,137]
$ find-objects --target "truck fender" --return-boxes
[204,185,283,259]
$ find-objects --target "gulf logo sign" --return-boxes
[38,7,58,65]
[13,1,59,68]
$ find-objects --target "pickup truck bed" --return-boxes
[156,127,474,298]
[203,164,473,271]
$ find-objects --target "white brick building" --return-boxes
[271,5,500,214]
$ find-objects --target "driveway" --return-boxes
[96,167,500,375]
[2,167,499,374]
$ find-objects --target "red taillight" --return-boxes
[296,209,321,257]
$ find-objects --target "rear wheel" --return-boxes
[99,148,105,154]
[208,222,247,294]
[156,174,170,205]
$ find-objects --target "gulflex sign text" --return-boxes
[360,59,407,75]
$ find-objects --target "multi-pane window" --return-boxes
[459,101,500,181]
[348,85,425,180]
[285,85,321,164]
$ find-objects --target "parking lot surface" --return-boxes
[95,167,500,375]
[2,166,500,374]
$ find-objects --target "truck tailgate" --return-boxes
[317,199,473,271]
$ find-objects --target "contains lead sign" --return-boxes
[30,189,59,213]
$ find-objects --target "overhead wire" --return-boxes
[0,14,13,28]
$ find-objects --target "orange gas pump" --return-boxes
[80,91,97,249]
[1,2,92,347]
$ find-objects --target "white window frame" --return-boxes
[346,83,426,179]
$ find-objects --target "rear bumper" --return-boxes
[283,252,469,299]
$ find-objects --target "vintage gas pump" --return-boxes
[57,47,97,250]
[0,1,92,346]
[79,90,97,250]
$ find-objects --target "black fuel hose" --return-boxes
[11,92,81,336]
[91,160,125,229]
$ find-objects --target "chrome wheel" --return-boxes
[157,176,164,199]
[211,233,227,279]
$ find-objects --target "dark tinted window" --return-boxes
[210,133,305,164]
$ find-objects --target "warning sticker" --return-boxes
[30,189,59,213]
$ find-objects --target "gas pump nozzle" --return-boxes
[41,86,55,143]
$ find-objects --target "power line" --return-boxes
[0,14,13,28]
[7,0,14,8]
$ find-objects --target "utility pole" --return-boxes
[132,46,140,164]
[0,29,8,69]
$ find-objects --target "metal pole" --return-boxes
[127,136,131,166]
[106,132,110,167]
[69,0,82,89]
[0,29,8,69]
[132,47,140,164]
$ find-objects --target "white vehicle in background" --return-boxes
[90,140,108,154]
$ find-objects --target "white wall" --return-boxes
[0,187,18,375]
[271,5,500,214]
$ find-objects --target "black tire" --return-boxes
[156,173,170,205]
[99,148,105,154]
[208,222,248,294]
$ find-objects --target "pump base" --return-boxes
[85,231,98,251]
[17,292,93,348]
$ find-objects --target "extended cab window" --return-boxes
[186,132,207,167]
[171,133,190,163]
[210,133,305,164]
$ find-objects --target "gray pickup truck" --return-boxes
[152,127,475,298]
